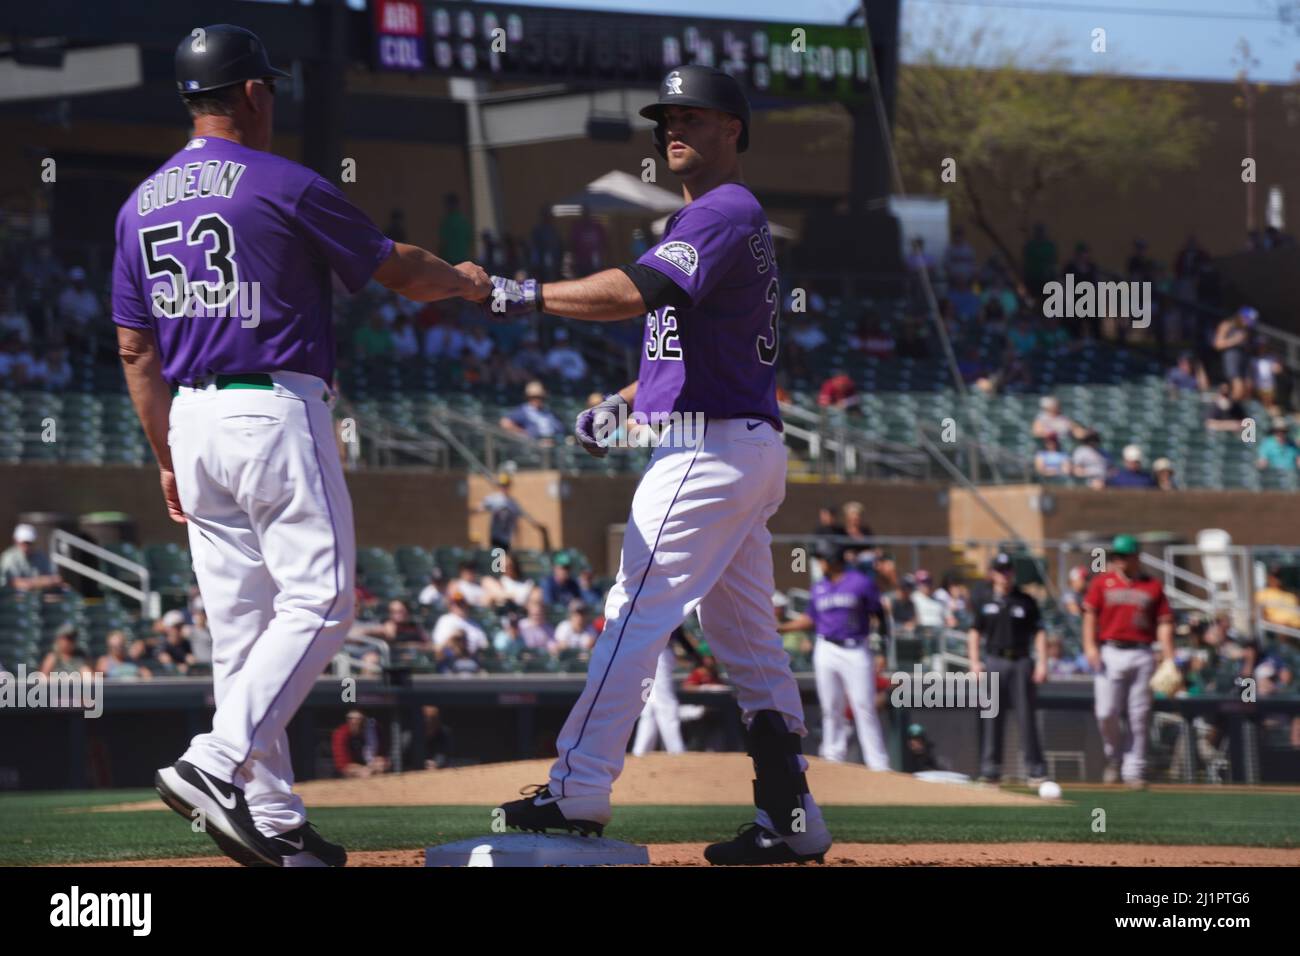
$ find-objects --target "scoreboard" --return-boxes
[372,0,871,103]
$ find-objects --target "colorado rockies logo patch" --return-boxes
[654,240,698,277]
[664,70,684,95]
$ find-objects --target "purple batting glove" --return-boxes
[488,275,540,317]
[575,393,627,459]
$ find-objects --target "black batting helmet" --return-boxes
[639,65,750,157]
[175,24,289,95]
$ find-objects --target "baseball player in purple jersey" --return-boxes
[779,541,891,770]
[113,25,489,866]
[491,66,831,865]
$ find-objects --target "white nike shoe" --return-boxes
[155,760,283,867]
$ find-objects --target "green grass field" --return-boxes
[2,787,1298,865]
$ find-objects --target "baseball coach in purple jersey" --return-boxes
[114,24,490,866]
[491,66,832,865]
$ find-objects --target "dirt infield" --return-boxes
[98,753,1044,812]
[81,843,1300,867]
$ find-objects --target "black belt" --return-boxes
[819,635,869,649]
[172,373,274,396]
[1102,640,1152,651]
[988,648,1030,661]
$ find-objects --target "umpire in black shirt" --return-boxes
[968,553,1048,785]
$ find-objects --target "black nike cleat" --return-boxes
[497,784,605,837]
[704,823,829,866]
[271,822,348,867]
[155,760,283,867]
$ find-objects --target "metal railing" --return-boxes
[49,529,159,618]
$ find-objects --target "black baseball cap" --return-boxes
[991,552,1014,573]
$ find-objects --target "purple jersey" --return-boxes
[809,569,882,643]
[111,136,392,386]
[633,183,782,429]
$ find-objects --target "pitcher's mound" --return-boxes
[100,753,1043,811]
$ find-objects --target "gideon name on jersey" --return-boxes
[137,155,245,216]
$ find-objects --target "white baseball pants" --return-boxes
[1094,644,1155,783]
[812,638,890,770]
[632,646,685,755]
[548,419,824,846]
[169,371,355,836]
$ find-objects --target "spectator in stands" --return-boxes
[464,323,494,363]
[432,589,489,653]
[1173,234,1207,295]
[1256,420,1300,472]
[1031,396,1086,444]
[1251,343,1289,413]
[1152,458,1178,491]
[420,704,453,768]
[682,651,723,689]
[510,331,548,382]
[0,285,32,343]
[476,472,528,552]
[911,570,953,629]
[352,311,393,360]
[0,523,63,592]
[493,611,526,655]
[789,313,828,353]
[39,624,92,677]
[332,710,390,778]
[389,312,420,360]
[530,205,564,281]
[553,599,598,655]
[817,372,858,410]
[1213,306,1256,401]
[519,590,555,652]
[1165,351,1203,396]
[576,567,604,608]
[541,552,582,606]
[886,574,918,632]
[1108,444,1156,489]
[450,561,488,608]
[774,590,813,660]
[569,205,608,275]
[97,630,151,680]
[545,327,587,382]
[1022,224,1058,295]
[813,505,844,539]
[905,236,936,274]
[1126,238,1155,284]
[157,609,196,674]
[1034,434,1072,478]
[1062,565,1088,618]
[437,632,482,675]
[1205,382,1248,432]
[485,551,535,609]
[1070,429,1109,489]
[366,599,428,646]
[1044,634,1086,677]
[438,193,472,266]
[500,380,565,443]
[943,226,977,289]
[128,636,161,674]
[418,567,446,609]
[423,314,467,361]
[1040,314,1071,355]
[56,266,101,349]
[1255,567,1300,631]
[189,602,213,665]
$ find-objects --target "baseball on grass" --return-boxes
[1038,780,1062,800]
